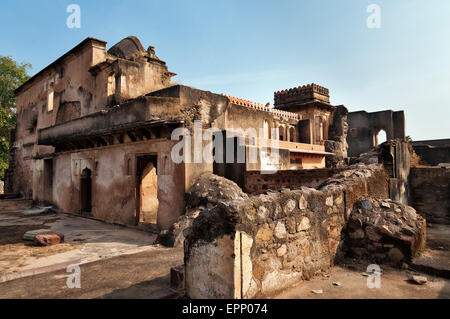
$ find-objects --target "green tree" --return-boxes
[0,55,31,180]
[406,136,413,143]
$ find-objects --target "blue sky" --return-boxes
[1,0,449,140]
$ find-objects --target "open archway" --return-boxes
[374,129,387,146]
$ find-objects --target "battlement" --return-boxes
[274,83,330,107]
[223,94,300,120]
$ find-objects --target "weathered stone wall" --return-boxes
[243,168,338,194]
[409,167,450,225]
[185,164,390,298]
[325,105,349,168]
[380,140,411,205]
[412,139,450,166]
[350,139,411,205]
[347,110,405,157]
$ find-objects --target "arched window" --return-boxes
[374,129,387,146]
[289,127,295,142]
[279,125,284,141]
[47,83,54,112]
[263,120,269,139]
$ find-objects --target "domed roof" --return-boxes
[108,36,146,60]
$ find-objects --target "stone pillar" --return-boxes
[185,231,254,299]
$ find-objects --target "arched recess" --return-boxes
[314,116,324,144]
[279,125,285,141]
[289,126,296,142]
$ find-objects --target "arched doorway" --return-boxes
[80,168,92,214]
[136,155,158,225]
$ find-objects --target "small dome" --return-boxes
[108,36,146,60]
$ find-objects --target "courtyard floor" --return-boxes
[0,199,161,282]
[0,199,448,299]
[273,262,450,299]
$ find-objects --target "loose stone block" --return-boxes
[34,233,64,246]
[23,229,52,241]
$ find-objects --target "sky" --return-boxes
[1,0,449,140]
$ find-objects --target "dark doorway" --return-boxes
[136,155,158,226]
[80,168,92,214]
[43,159,53,204]
[298,119,311,144]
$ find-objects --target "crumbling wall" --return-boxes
[409,167,450,225]
[379,140,411,205]
[325,105,349,167]
[344,197,426,263]
[347,110,405,157]
[243,168,338,194]
[412,139,450,166]
[351,139,411,205]
[184,164,391,298]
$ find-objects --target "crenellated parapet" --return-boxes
[274,83,330,107]
[223,94,300,120]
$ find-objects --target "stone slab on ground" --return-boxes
[23,229,53,241]
[21,206,53,216]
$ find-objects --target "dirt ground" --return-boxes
[274,262,450,299]
[0,199,183,299]
[275,224,450,299]
[0,199,156,278]
[0,247,184,299]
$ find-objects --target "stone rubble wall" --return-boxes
[185,164,391,298]
[345,197,426,263]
